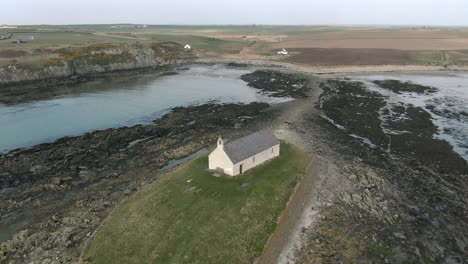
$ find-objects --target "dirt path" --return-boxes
[258,155,345,264]
[258,77,350,264]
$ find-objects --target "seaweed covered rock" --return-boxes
[319,79,467,175]
[373,80,438,94]
[241,70,311,98]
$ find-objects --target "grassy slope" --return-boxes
[144,34,247,54]
[82,142,312,264]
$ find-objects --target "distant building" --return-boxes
[184,44,191,50]
[209,129,280,176]
[0,25,17,29]
[277,48,288,55]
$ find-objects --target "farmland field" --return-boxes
[282,48,468,66]
[272,29,468,50]
[1,25,468,67]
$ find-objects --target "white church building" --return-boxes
[208,129,280,176]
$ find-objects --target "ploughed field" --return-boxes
[284,48,468,66]
[273,29,468,50]
[274,29,468,66]
[82,143,312,264]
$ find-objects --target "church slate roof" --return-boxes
[224,129,279,164]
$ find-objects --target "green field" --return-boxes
[144,34,247,54]
[0,32,124,48]
[82,142,312,264]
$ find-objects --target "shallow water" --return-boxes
[352,73,468,160]
[0,64,288,153]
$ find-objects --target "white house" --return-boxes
[184,44,191,50]
[277,48,288,55]
[209,129,280,176]
[0,25,17,29]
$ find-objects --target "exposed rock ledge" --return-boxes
[0,42,195,89]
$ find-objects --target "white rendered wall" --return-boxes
[208,147,234,176]
[231,143,280,176]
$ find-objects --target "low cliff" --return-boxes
[0,42,195,88]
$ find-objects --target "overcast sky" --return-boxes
[4,0,468,26]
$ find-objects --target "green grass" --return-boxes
[0,31,245,54]
[0,30,9,39]
[145,34,247,54]
[407,50,468,66]
[82,142,312,264]
[408,50,447,65]
[0,32,124,49]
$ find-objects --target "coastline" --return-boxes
[3,57,467,94]
[2,57,466,106]
[0,59,467,263]
[195,57,468,74]
[0,64,190,105]
[0,101,279,262]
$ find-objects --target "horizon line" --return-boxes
[3,23,468,28]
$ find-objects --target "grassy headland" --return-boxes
[82,142,312,264]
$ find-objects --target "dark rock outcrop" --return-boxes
[0,42,195,89]
[241,70,311,98]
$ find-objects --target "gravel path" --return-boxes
[257,77,351,264]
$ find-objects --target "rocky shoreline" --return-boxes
[292,78,468,264]
[372,79,438,94]
[0,102,276,263]
[0,63,467,264]
[0,65,186,105]
[319,79,467,175]
[0,42,195,104]
[0,67,316,263]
